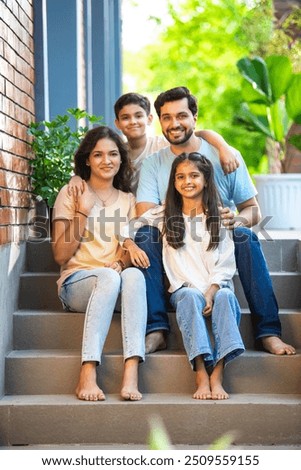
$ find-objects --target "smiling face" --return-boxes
[86,138,121,183]
[115,103,153,141]
[159,98,197,146]
[174,160,206,201]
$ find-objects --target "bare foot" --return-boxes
[210,381,229,400]
[121,357,142,401]
[193,357,211,400]
[75,362,105,401]
[210,359,229,400]
[261,336,296,355]
[145,331,167,354]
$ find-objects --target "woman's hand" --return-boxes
[127,244,150,269]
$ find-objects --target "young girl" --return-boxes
[52,126,149,402]
[162,152,245,400]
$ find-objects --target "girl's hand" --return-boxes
[105,260,123,274]
[67,175,85,200]
[219,148,240,175]
[203,296,213,317]
[127,244,150,269]
[203,285,219,317]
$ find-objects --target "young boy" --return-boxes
[68,92,239,197]
[114,93,239,194]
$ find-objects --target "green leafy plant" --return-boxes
[235,55,301,173]
[28,108,104,207]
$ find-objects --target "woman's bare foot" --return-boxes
[120,357,142,401]
[210,359,229,400]
[261,336,296,355]
[75,361,105,401]
[193,356,211,400]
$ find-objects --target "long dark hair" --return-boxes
[163,153,222,251]
[74,126,133,192]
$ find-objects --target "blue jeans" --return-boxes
[135,225,281,340]
[59,267,147,363]
[170,287,244,369]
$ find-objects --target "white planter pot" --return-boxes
[254,174,301,230]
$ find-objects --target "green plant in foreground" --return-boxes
[28,108,103,207]
[148,415,236,450]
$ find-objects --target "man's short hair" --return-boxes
[154,86,198,117]
[114,92,151,119]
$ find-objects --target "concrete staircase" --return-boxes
[0,234,301,447]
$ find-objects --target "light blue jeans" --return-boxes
[59,267,147,364]
[170,287,245,370]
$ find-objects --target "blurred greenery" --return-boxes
[123,0,301,175]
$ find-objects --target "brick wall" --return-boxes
[0,0,35,245]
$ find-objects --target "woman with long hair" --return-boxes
[52,126,149,402]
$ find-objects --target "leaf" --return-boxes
[148,416,173,450]
[286,74,301,124]
[288,134,301,151]
[235,103,273,138]
[209,431,237,450]
[237,56,272,103]
[266,55,292,101]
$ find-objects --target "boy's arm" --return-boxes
[195,129,239,174]
[67,175,85,199]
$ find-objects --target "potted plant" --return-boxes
[28,108,103,236]
[235,55,301,229]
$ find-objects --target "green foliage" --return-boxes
[28,108,103,207]
[235,54,301,171]
[123,0,274,172]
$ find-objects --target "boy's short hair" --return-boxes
[114,92,151,119]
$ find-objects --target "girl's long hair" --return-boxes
[74,126,133,192]
[163,153,222,251]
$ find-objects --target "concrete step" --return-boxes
[5,350,301,395]
[0,393,300,446]
[25,237,301,273]
[13,309,301,350]
[18,271,301,311]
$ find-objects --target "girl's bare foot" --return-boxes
[121,357,142,401]
[210,359,229,400]
[210,382,229,400]
[75,361,105,401]
[261,336,296,355]
[193,356,211,400]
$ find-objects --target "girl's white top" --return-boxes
[137,206,236,294]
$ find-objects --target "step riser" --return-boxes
[13,312,301,350]
[5,354,301,395]
[18,273,301,310]
[0,400,300,446]
[25,239,301,273]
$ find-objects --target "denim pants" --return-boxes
[170,287,245,369]
[135,225,281,340]
[59,267,147,363]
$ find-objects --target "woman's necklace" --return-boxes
[89,185,116,207]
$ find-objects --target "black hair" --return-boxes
[114,92,151,119]
[154,86,198,118]
[74,126,133,192]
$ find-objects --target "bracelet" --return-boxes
[76,210,88,217]
[116,259,126,270]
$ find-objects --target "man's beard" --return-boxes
[164,128,194,145]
